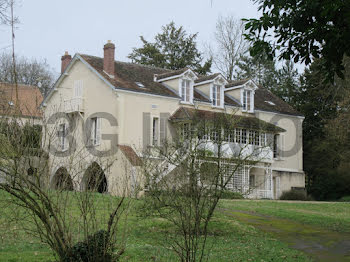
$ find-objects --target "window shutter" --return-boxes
[280,134,285,159]
[179,80,183,97]
[143,112,151,149]
[74,80,83,97]
[91,118,96,145]
[57,126,62,150]
[63,124,68,151]
[190,81,193,103]
[220,86,224,107]
[96,118,101,145]
[160,113,169,144]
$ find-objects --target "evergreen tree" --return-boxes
[236,53,278,89]
[276,60,300,106]
[128,22,212,75]
[297,58,350,200]
[236,54,300,107]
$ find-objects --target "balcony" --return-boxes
[198,141,273,162]
[64,97,84,113]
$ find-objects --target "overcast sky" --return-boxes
[0,0,260,75]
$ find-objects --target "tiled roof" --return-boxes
[254,87,302,116]
[118,145,142,166]
[0,82,43,118]
[224,94,240,107]
[79,55,302,116]
[169,107,285,133]
[225,78,303,116]
[193,89,210,103]
[195,73,221,83]
[80,54,178,98]
[225,79,250,88]
[155,68,190,81]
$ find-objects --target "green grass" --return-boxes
[3,191,348,261]
[219,199,350,233]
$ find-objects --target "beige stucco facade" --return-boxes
[43,55,305,199]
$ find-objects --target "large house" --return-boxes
[42,41,305,199]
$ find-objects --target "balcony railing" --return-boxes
[64,97,84,113]
[198,141,273,162]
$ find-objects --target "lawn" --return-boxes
[219,199,350,233]
[2,191,349,262]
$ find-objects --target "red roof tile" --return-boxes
[118,145,142,166]
[0,82,43,118]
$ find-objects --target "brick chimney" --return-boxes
[61,51,72,74]
[103,40,115,78]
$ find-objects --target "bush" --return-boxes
[338,196,350,202]
[220,190,244,199]
[64,230,113,262]
[280,189,311,201]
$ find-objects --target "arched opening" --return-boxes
[51,167,74,191]
[83,162,108,193]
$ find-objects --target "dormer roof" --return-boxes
[225,79,258,90]
[195,73,228,85]
[155,68,197,82]
[224,78,303,116]
[225,78,251,88]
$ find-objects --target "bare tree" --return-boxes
[140,109,273,261]
[1,2,130,260]
[209,15,249,80]
[0,0,11,24]
[0,111,131,261]
[0,52,56,97]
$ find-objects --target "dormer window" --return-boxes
[212,85,223,107]
[242,89,254,112]
[156,68,196,104]
[180,79,193,103]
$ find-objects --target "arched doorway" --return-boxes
[51,167,74,191]
[83,162,108,193]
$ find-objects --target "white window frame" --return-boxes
[58,123,67,151]
[211,84,224,108]
[152,117,159,146]
[241,129,247,144]
[179,77,194,104]
[273,134,280,159]
[241,89,255,113]
[91,117,101,146]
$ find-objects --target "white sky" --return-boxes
[0,0,260,75]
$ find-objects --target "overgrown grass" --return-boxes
[0,190,332,261]
[220,199,350,233]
